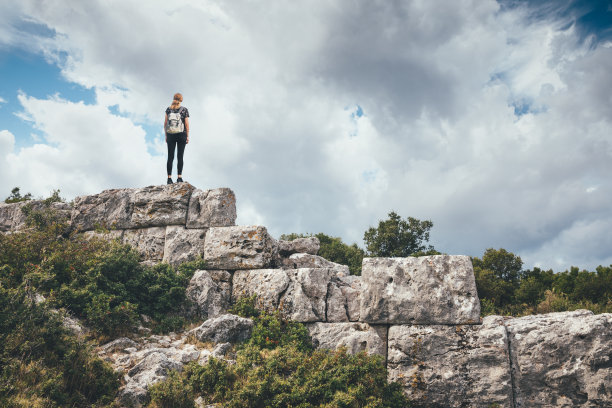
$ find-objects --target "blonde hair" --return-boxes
[170,93,183,109]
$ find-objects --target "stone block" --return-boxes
[163,225,206,266]
[186,188,237,228]
[82,229,124,241]
[232,269,291,313]
[233,268,334,322]
[278,236,320,256]
[71,188,133,231]
[387,316,513,407]
[123,227,166,262]
[326,275,362,322]
[307,322,387,357]
[130,183,195,228]
[185,270,232,319]
[506,310,612,407]
[204,225,278,270]
[360,255,480,324]
[281,253,350,276]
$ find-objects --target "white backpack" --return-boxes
[165,107,185,134]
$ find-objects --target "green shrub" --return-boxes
[0,286,119,407]
[148,370,195,408]
[147,313,409,408]
[229,295,261,318]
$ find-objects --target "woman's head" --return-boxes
[170,93,183,109]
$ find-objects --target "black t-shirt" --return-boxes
[166,106,189,123]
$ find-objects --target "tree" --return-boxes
[472,248,523,310]
[363,211,435,257]
[4,187,32,203]
[472,248,523,287]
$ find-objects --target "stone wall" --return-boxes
[1,183,610,407]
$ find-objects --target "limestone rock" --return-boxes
[122,227,166,262]
[71,188,133,231]
[204,225,278,270]
[100,337,139,354]
[360,255,480,324]
[506,310,612,407]
[130,183,195,228]
[163,225,206,265]
[280,268,333,322]
[387,316,513,407]
[186,188,237,228]
[188,314,254,343]
[307,322,387,356]
[120,351,183,406]
[326,275,362,322]
[233,268,333,322]
[278,237,320,256]
[0,200,71,232]
[232,269,291,313]
[281,253,350,276]
[185,270,232,319]
[82,229,124,241]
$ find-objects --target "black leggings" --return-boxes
[166,133,187,175]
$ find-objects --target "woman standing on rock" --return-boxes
[164,92,190,184]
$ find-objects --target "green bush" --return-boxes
[148,312,409,408]
[148,370,195,408]
[0,198,195,338]
[0,286,119,407]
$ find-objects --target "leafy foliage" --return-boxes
[473,248,612,316]
[4,187,32,203]
[280,233,365,275]
[149,311,409,408]
[0,197,195,338]
[363,211,436,257]
[0,286,119,407]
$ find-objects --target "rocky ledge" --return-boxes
[2,183,610,407]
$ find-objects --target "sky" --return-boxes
[1,0,611,272]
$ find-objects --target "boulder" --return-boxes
[307,322,387,356]
[203,225,278,270]
[163,225,207,265]
[186,188,237,228]
[130,183,195,228]
[185,270,232,319]
[281,253,350,276]
[233,268,333,322]
[326,275,362,322]
[122,227,166,262]
[387,316,513,408]
[71,188,133,231]
[188,314,254,343]
[100,337,139,354]
[360,255,480,324]
[119,351,183,407]
[278,237,320,256]
[506,310,612,407]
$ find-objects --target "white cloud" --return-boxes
[0,96,6,104]
[2,0,612,270]
[0,94,161,199]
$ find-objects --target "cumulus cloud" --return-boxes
[2,0,611,270]
[0,93,162,199]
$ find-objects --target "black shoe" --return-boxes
[167,178,173,184]
[177,177,184,183]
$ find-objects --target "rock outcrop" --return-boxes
[3,184,611,408]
